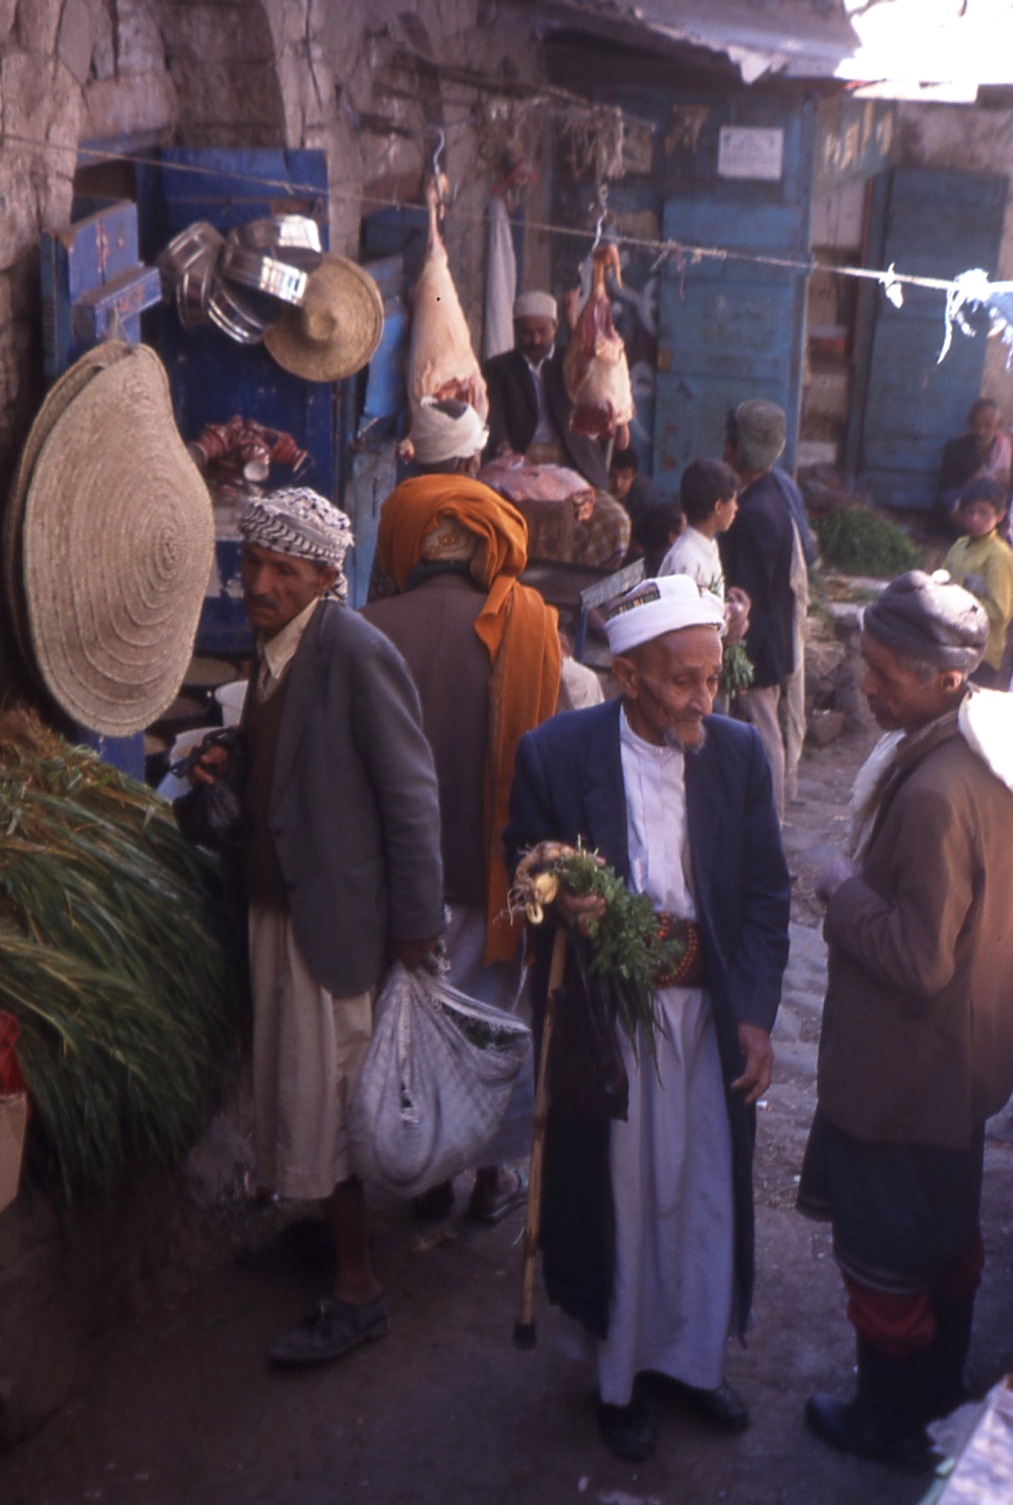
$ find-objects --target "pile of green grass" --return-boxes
[813,506,924,579]
[0,710,246,1202]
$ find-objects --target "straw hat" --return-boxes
[264,254,384,382]
[17,343,215,736]
[4,341,132,667]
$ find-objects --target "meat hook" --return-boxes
[590,181,609,253]
[430,128,447,186]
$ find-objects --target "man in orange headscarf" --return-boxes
[363,398,561,1221]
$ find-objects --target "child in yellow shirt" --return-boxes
[943,477,1013,688]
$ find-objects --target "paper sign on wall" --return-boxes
[718,127,784,182]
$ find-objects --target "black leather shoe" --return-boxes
[805,1393,937,1472]
[682,1379,750,1432]
[597,1396,657,1462]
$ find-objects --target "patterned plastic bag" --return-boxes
[348,963,530,1198]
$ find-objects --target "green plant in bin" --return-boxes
[0,710,245,1202]
[813,507,923,579]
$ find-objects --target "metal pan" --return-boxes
[220,242,308,306]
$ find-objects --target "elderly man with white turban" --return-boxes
[201,487,444,1368]
[504,574,790,1462]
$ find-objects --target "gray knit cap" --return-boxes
[863,570,988,673]
[733,399,786,472]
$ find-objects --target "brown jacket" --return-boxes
[818,711,1013,1149]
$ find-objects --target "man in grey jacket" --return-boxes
[799,571,1013,1469]
[200,487,444,1367]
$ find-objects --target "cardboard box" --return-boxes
[0,1093,28,1214]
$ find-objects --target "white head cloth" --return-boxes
[410,398,489,465]
[605,575,726,657]
[239,487,354,603]
[514,291,558,322]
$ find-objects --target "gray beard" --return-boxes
[660,723,707,753]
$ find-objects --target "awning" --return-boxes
[516,0,1013,101]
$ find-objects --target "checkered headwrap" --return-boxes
[239,487,354,603]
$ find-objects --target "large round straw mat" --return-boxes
[21,343,215,736]
[264,255,384,382]
[4,341,132,668]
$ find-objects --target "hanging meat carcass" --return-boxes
[406,178,488,422]
[563,242,634,451]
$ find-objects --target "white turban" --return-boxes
[410,398,489,465]
[239,487,354,603]
[513,291,558,322]
[604,575,726,657]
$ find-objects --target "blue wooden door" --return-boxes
[855,167,1007,511]
[653,110,812,488]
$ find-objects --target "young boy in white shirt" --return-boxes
[659,458,749,644]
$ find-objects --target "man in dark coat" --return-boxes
[505,574,790,1462]
[201,487,444,1370]
[799,571,1013,1470]
[482,290,610,490]
[363,400,561,1222]
[720,398,799,820]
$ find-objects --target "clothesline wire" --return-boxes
[0,130,973,299]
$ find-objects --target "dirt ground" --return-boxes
[3,726,1013,1505]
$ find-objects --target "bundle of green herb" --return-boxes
[0,710,245,1202]
[510,841,687,1057]
[719,640,755,696]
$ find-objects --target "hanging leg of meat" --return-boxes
[563,241,634,449]
[406,178,488,421]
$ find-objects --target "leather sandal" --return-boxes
[468,1167,528,1225]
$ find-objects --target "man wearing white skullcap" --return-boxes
[481,292,632,567]
[482,288,611,492]
[196,487,444,1369]
[505,573,789,1462]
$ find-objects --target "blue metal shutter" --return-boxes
[855,166,1007,511]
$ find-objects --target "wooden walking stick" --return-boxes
[513,925,568,1350]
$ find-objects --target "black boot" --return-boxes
[926,1295,975,1419]
[805,1339,939,1471]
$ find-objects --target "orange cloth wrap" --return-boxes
[376,476,561,962]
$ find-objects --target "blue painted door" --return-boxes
[856,166,1007,510]
[653,108,812,488]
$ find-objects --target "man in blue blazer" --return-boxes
[505,574,790,1461]
[209,489,444,1370]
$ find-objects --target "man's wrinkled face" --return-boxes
[241,543,336,638]
[613,626,722,749]
[859,630,956,731]
[515,316,557,366]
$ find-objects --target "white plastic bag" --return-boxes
[348,962,531,1198]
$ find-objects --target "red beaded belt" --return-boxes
[653,914,707,989]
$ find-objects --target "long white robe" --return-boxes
[595,712,735,1405]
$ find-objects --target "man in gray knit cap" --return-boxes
[798,570,1013,1471]
[720,399,806,820]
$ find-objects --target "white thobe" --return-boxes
[595,711,735,1405]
